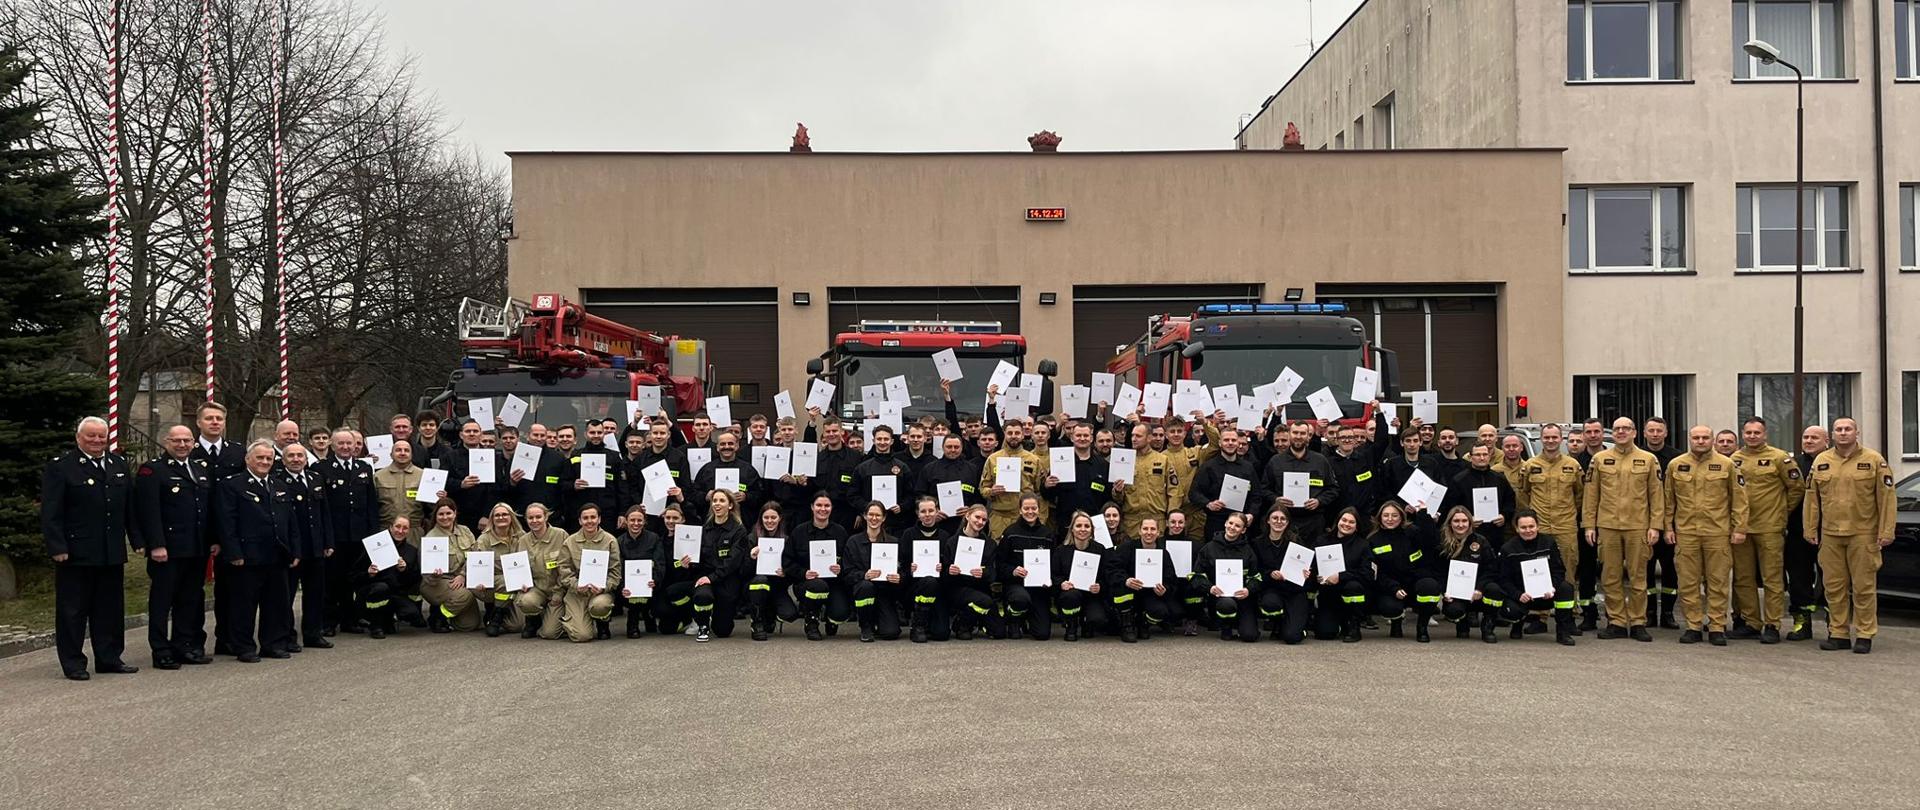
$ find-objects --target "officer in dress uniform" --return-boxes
[216,440,298,662]
[189,401,247,656]
[40,416,139,680]
[318,429,380,635]
[131,425,213,669]
[278,444,334,650]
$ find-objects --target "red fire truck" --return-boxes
[422,293,709,433]
[1107,303,1398,426]
[808,320,1055,422]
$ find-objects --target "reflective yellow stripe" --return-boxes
[840,475,853,483]
[969,602,990,614]
[1061,607,1081,615]
[1308,478,1324,486]
[1415,594,1440,603]
[439,605,456,618]
[1354,471,1373,482]
[1409,550,1423,562]
[405,489,418,499]
[1111,593,1134,605]
[544,475,560,484]
[748,583,771,591]
[1372,545,1392,554]
[1482,597,1504,607]
[546,560,559,569]
[960,484,976,493]
[1260,608,1284,617]
[493,592,511,601]
[803,591,828,600]
[1342,594,1368,604]
[671,597,691,606]
[569,456,581,463]
[1553,600,1576,610]
[914,595,936,604]
[853,597,875,608]
[364,600,389,609]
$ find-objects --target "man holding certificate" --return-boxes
[1042,423,1110,537]
[980,417,1045,538]
[1499,512,1577,646]
[1189,427,1266,539]
[1262,422,1339,541]
[555,503,622,642]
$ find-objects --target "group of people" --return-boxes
[39,378,1900,680]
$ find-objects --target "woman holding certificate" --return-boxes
[1251,505,1313,644]
[1364,501,1444,641]
[616,503,667,639]
[1309,508,1373,643]
[941,505,1000,640]
[1050,512,1110,641]
[1192,512,1261,642]
[786,494,851,641]
[1497,512,1577,646]
[1105,515,1177,642]
[419,500,480,633]
[997,495,1056,641]
[845,501,903,643]
[517,503,571,639]
[1436,506,1503,643]
[901,497,948,643]
[556,503,622,643]
[474,503,526,637]
[688,489,750,642]
[743,503,797,642]
[356,515,417,639]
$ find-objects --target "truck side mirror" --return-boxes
[1181,341,1205,372]
[1037,359,1058,378]
[1374,347,1401,400]
[806,358,824,376]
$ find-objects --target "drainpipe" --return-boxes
[1871,0,1891,448]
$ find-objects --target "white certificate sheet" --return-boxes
[872,475,898,509]
[685,448,711,479]
[1113,383,1142,420]
[810,540,838,578]
[1140,382,1171,419]
[773,390,795,421]
[502,551,534,592]
[1253,382,1284,411]
[1211,385,1239,418]
[497,394,528,429]
[363,532,401,571]
[1220,474,1251,512]
[601,431,619,453]
[624,559,653,597]
[1214,559,1244,595]
[1275,367,1305,403]
[876,402,904,433]
[790,442,819,478]
[1472,487,1500,523]
[756,446,790,479]
[464,550,494,585]
[1068,550,1101,590]
[1282,472,1311,506]
[1280,542,1314,586]
[713,467,739,497]
[468,449,495,484]
[1173,379,1212,417]
[995,456,1024,492]
[913,540,941,578]
[641,460,674,501]
[1351,367,1380,403]
[1315,543,1348,576]
[884,375,911,405]
[1022,549,1051,587]
[634,386,662,419]
[1091,372,1117,407]
[421,536,450,574]
[1061,385,1090,419]
[511,443,542,481]
[467,398,495,430]
[1166,540,1194,579]
[932,348,964,382]
[870,543,899,579]
[415,468,449,503]
[673,524,703,564]
[1108,448,1137,485]
[1398,469,1441,511]
[987,360,1020,394]
[936,481,965,515]
[1018,373,1042,402]
[365,434,393,469]
[704,396,732,430]
[1380,401,1399,434]
[1049,447,1077,484]
[1446,560,1479,601]
[577,548,609,589]
[805,379,836,413]
[1412,390,1439,424]
[756,537,785,576]
[1522,558,1555,598]
[580,454,606,489]
[1134,549,1164,589]
[1305,387,1344,422]
[954,537,986,574]
[1092,519,1113,548]
[860,384,886,414]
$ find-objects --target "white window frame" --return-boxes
[1569,185,1689,273]
[1569,0,1680,82]
[1583,375,1671,418]
[1736,184,1851,272]
[1901,184,1916,269]
[1737,373,1854,443]
[1900,0,1918,79]
[1901,370,1918,457]
[1373,94,1396,148]
[1736,0,1847,80]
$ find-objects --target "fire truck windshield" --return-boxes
[455,371,627,434]
[841,354,1009,421]
[1193,345,1368,404]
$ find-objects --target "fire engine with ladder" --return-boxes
[423,293,710,435]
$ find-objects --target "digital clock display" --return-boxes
[1025,207,1067,221]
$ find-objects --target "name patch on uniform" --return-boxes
[1603,459,1617,466]
[1759,459,1772,466]
[1355,471,1373,482]
[1708,464,1722,471]
[1857,463,1873,471]
[1816,463,1829,471]
[1090,482,1106,492]
[1632,459,1646,467]
[1678,464,1691,472]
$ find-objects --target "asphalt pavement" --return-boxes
[2,620,1916,809]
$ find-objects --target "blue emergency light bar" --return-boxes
[1196,302,1347,315]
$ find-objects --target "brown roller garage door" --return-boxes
[1070,284,1262,383]
[1322,286,1499,415]
[580,287,779,407]
[1428,298,1497,405]
[827,286,1021,339]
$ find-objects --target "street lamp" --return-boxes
[1744,38,1807,441]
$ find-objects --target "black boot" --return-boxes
[626,611,643,639]
[1136,615,1152,641]
[1456,618,1472,639]
[1480,614,1498,643]
[1646,594,1662,630]
[910,610,929,644]
[1557,622,1576,646]
[1063,616,1081,642]
[1510,620,1525,640]
[1415,620,1430,643]
[1341,617,1361,643]
[804,617,823,641]
[428,610,451,633]
[594,619,611,640]
[522,612,542,639]
[1120,615,1138,643]
[1579,604,1598,631]
[751,618,770,642]
[1389,617,1404,638]
[1659,594,1679,629]
[483,604,504,638]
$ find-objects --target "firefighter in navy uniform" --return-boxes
[41,417,139,680]
[318,429,381,635]
[1639,418,1685,629]
[190,401,247,656]
[1263,421,1340,542]
[215,441,299,662]
[277,444,334,651]
[1783,425,1827,640]
[1499,512,1578,646]
[132,426,213,669]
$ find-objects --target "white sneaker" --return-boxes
[684,623,700,636]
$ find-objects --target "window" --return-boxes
[1573,375,1691,427]
[1902,184,1916,268]
[1900,0,1916,78]
[1373,94,1396,148]
[1735,185,1850,271]
[1568,0,1683,80]
[1334,131,1345,150]
[1738,373,1853,449]
[1904,370,1918,455]
[1568,186,1688,272]
[1734,1,1846,79]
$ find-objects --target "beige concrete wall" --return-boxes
[507,150,1567,417]
[1237,0,1520,150]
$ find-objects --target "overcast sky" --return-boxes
[365,0,1362,164]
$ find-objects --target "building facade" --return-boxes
[1238,0,1917,471]
[506,149,1567,430]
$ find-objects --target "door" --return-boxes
[581,287,779,409]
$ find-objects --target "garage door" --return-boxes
[826,286,1021,339]
[580,287,779,408]
[1322,285,1499,429]
[1069,284,1263,384]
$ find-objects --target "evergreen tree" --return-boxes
[0,44,105,575]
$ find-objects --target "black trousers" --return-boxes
[225,561,292,657]
[1054,586,1110,631]
[324,551,361,629]
[792,577,854,624]
[1647,541,1678,600]
[54,563,125,675]
[146,556,207,660]
[943,579,1000,635]
[1257,581,1313,643]
[1004,584,1052,640]
[745,575,800,627]
[1577,536,1600,607]
[1785,534,1824,614]
[287,556,326,643]
[851,580,904,639]
[1313,578,1370,638]
[1210,591,1260,641]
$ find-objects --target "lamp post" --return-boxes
[1744,38,1806,440]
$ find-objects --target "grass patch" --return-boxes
[0,558,155,633]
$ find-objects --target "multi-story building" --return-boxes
[1239,0,1917,471]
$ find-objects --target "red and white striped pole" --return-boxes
[200,0,216,402]
[104,0,124,450]
[270,0,289,419]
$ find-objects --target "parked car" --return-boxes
[1886,472,1920,604]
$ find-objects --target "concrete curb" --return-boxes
[0,613,148,660]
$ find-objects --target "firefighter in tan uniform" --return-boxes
[1494,435,1532,512]
[1163,415,1220,540]
[1729,418,1803,643]
[1582,417,1664,641]
[1664,426,1750,645]
[1521,425,1585,631]
[1802,418,1898,654]
[514,503,570,639]
[980,419,1047,539]
[1116,422,1171,539]
[556,503,623,643]
[372,440,428,541]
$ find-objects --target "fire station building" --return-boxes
[505,148,1568,430]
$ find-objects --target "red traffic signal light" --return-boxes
[1513,395,1530,419]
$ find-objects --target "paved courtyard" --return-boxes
[2,621,1916,809]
